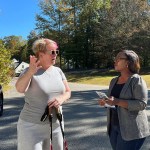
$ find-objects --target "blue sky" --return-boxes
[0,0,41,40]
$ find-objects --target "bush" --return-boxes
[0,43,12,86]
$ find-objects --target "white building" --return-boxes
[12,58,19,68]
[15,61,29,76]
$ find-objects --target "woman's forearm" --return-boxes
[56,91,71,104]
[113,98,128,109]
[47,80,71,108]
[15,71,33,93]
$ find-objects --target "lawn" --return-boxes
[65,69,150,88]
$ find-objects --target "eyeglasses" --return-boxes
[47,50,59,55]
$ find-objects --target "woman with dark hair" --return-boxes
[98,50,149,150]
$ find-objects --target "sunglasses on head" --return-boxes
[48,50,59,55]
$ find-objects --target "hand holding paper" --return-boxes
[96,91,115,108]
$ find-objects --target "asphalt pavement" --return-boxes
[0,78,150,150]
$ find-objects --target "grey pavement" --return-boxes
[0,77,150,150]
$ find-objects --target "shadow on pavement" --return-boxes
[63,89,112,150]
[0,89,150,150]
[0,96,24,150]
[63,90,150,150]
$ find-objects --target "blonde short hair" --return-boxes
[32,38,58,54]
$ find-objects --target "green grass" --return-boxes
[142,75,150,88]
[65,69,150,88]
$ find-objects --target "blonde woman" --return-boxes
[16,38,71,150]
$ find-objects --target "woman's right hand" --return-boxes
[15,55,42,93]
[28,55,42,76]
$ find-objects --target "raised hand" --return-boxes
[28,55,42,76]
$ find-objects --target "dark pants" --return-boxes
[109,126,146,150]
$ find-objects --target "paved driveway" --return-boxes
[0,78,150,150]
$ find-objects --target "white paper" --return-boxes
[96,91,115,108]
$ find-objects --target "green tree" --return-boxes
[0,42,12,85]
[35,0,150,69]
[3,35,26,61]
